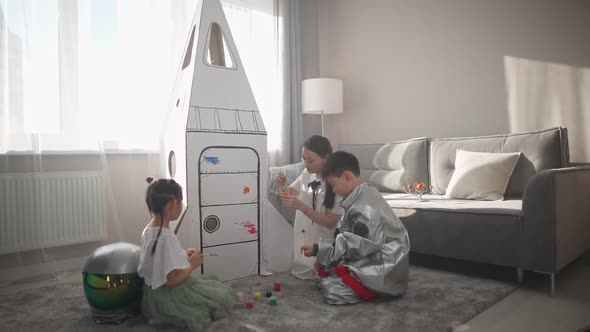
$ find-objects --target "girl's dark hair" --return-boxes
[145,177,182,255]
[303,135,335,210]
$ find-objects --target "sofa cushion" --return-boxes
[339,138,429,193]
[383,193,522,266]
[445,150,521,200]
[429,127,569,197]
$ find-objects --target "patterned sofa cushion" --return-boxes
[339,138,429,193]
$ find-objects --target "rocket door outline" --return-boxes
[198,146,260,278]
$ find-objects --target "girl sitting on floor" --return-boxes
[137,177,233,331]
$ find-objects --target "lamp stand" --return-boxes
[321,110,325,137]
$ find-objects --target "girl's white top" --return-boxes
[137,227,190,289]
[289,168,344,279]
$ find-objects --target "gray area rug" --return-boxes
[0,264,516,332]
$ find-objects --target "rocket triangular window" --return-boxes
[205,22,235,69]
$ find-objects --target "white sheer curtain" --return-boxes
[0,0,294,276]
[505,56,590,162]
[223,1,281,151]
[1,0,197,153]
[1,0,288,156]
[223,0,302,166]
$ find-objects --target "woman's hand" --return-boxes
[276,173,287,186]
[185,248,197,257]
[188,251,204,268]
[281,190,305,210]
[300,244,315,257]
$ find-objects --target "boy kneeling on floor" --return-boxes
[301,151,410,305]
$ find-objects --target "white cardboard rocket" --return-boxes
[161,0,268,281]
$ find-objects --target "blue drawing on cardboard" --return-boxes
[203,156,220,165]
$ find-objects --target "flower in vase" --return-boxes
[404,182,431,201]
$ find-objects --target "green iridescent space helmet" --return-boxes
[83,272,143,310]
[82,242,144,323]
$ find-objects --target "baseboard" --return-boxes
[0,256,86,282]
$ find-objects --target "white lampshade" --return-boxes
[302,78,343,115]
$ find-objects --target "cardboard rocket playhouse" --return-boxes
[161,0,268,281]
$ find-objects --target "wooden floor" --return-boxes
[458,251,590,332]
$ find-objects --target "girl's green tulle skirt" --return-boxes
[142,275,234,331]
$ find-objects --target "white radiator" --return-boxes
[0,171,106,253]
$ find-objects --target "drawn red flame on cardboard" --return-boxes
[238,221,257,235]
[243,186,250,195]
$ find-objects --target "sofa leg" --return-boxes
[516,268,524,283]
[549,273,556,297]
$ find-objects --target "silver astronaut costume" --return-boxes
[316,183,410,305]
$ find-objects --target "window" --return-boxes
[0,0,194,152]
[0,0,280,153]
[205,22,235,69]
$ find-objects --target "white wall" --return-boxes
[314,0,590,145]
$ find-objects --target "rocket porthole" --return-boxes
[168,151,176,178]
[204,216,220,233]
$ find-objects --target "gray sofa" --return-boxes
[268,127,590,295]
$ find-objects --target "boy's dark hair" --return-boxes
[322,151,361,178]
[145,177,182,255]
[303,135,335,210]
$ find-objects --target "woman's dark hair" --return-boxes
[145,177,182,255]
[303,135,335,210]
[303,135,332,158]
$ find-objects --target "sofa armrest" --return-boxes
[267,162,304,226]
[522,166,590,273]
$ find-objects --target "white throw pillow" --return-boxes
[445,149,521,200]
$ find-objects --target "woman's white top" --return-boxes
[289,168,344,279]
[137,227,190,289]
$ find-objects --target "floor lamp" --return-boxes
[302,78,343,137]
